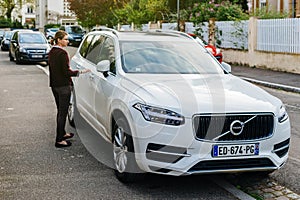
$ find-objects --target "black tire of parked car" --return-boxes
[15,51,21,64]
[9,52,14,61]
[112,115,144,183]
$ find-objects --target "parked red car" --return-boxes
[188,33,223,63]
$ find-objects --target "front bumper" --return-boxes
[19,52,48,63]
[131,116,290,176]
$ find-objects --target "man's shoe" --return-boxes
[55,140,72,148]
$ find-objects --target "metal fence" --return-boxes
[257,18,300,54]
[215,20,248,50]
[119,18,300,54]
[162,21,248,49]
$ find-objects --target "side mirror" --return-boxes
[221,62,231,73]
[96,60,110,74]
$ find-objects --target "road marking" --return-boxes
[36,64,49,76]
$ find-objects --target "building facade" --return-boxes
[35,0,77,31]
[251,0,300,17]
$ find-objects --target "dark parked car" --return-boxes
[9,31,51,64]
[0,29,5,42]
[59,25,85,47]
[1,31,12,51]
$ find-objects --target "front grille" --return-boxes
[194,113,274,141]
[27,49,46,54]
[188,158,275,172]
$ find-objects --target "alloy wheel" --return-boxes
[113,127,128,173]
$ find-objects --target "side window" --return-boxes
[99,38,116,74]
[12,32,18,41]
[85,35,105,64]
[79,35,94,58]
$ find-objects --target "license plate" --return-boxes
[32,55,43,58]
[75,39,81,41]
[212,143,259,157]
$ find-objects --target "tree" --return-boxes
[189,0,248,24]
[67,0,127,28]
[112,0,150,26]
[113,0,170,26]
[0,0,33,19]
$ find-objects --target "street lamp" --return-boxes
[177,0,180,31]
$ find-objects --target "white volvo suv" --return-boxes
[69,29,290,183]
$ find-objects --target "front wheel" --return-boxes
[112,117,143,183]
[15,51,21,64]
[9,52,14,61]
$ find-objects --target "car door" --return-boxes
[9,31,18,58]
[93,36,117,137]
[80,34,107,128]
[72,34,96,123]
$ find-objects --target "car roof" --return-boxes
[17,31,43,35]
[89,30,194,42]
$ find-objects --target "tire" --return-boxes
[112,116,143,183]
[15,51,21,64]
[67,90,76,128]
[9,52,14,61]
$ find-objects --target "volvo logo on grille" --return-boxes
[230,120,244,136]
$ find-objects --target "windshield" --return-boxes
[66,26,84,34]
[19,33,47,44]
[120,41,224,74]
[4,31,12,38]
[49,28,59,32]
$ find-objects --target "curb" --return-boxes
[209,176,256,200]
[240,76,300,94]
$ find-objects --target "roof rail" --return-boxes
[153,29,194,40]
[93,27,119,37]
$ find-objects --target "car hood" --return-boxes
[20,43,50,49]
[121,74,282,118]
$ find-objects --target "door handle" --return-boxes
[89,73,95,80]
[75,64,82,69]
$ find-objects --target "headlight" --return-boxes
[278,104,288,123]
[19,47,27,53]
[46,46,51,53]
[133,103,185,126]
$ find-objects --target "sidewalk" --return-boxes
[231,65,300,94]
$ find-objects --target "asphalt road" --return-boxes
[0,51,242,199]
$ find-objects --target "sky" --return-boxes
[48,0,64,14]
